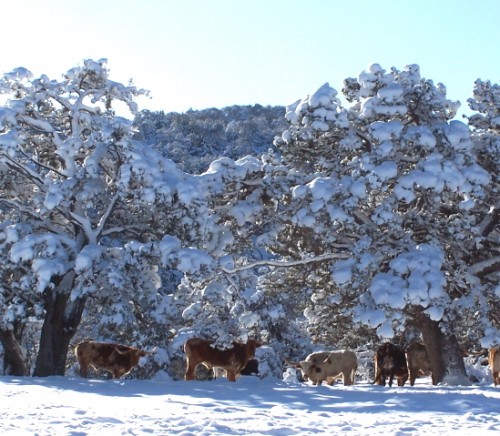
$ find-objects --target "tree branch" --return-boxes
[17,146,66,178]
[221,252,350,274]
[469,256,500,277]
[95,193,119,238]
[1,154,45,187]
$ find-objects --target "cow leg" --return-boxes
[494,371,499,386]
[388,372,394,387]
[409,369,417,386]
[226,370,237,382]
[185,359,197,381]
[342,371,351,386]
[79,364,89,378]
[376,370,387,386]
[377,371,386,386]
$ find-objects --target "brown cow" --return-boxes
[489,346,500,386]
[406,341,434,386]
[184,338,261,382]
[373,342,408,387]
[75,340,153,379]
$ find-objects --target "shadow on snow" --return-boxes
[1,375,497,417]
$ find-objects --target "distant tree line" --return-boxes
[134,105,287,174]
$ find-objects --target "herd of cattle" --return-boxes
[73,339,500,387]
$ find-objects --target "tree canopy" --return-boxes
[0,60,498,383]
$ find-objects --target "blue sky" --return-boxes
[1,0,499,116]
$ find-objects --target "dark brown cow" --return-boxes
[373,342,408,387]
[213,358,260,379]
[75,340,153,379]
[406,341,434,386]
[489,346,500,386]
[184,338,261,382]
[240,358,259,376]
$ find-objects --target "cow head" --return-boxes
[247,339,262,357]
[114,346,156,368]
[299,360,312,373]
[299,361,325,383]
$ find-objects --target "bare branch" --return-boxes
[355,130,372,151]
[17,146,65,178]
[1,154,45,187]
[478,203,499,237]
[95,193,119,237]
[353,210,375,228]
[469,256,500,277]
[221,252,351,274]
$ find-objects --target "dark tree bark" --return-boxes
[0,325,29,376]
[411,310,470,385]
[33,270,87,377]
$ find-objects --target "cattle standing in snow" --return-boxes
[373,342,408,387]
[75,340,154,379]
[184,338,261,382]
[406,341,434,386]
[289,350,358,386]
[489,346,500,386]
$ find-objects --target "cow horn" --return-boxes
[146,346,158,355]
[284,358,302,369]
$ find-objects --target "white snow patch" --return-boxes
[1,376,498,435]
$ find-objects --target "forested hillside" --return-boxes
[134,105,287,174]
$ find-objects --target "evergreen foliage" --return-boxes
[0,60,498,383]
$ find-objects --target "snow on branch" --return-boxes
[468,256,500,277]
[220,252,350,274]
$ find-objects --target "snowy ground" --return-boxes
[1,374,499,435]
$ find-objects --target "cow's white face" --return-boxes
[299,361,312,372]
[299,361,313,380]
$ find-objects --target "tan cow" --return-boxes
[406,341,435,386]
[289,350,357,386]
[75,340,154,379]
[184,338,261,382]
[489,346,500,386]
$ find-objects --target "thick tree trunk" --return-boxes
[33,270,86,377]
[411,311,470,385]
[0,327,29,376]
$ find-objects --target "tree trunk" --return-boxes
[0,327,29,376]
[33,270,87,377]
[411,311,470,385]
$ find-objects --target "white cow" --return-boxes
[292,350,358,386]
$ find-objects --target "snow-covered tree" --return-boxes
[0,60,209,376]
[173,156,282,348]
[265,64,498,384]
[465,79,500,342]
